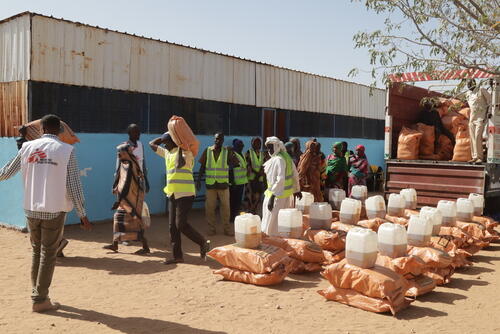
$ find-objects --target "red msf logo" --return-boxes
[27,149,47,163]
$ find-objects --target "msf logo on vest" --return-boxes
[27,149,58,166]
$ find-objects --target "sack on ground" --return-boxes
[321,259,409,301]
[330,221,359,232]
[424,267,454,286]
[317,285,412,315]
[304,229,346,251]
[430,236,472,268]
[375,254,426,279]
[406,275,437,298]
[262,236,326,263]
[213,262,290,286]
[208,243,291,274]
[397,127,423,160]
[357,218,386,232]
[407,246,453,269]
[385,215,409,227]
[323,249,346,264]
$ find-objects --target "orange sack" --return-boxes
[289,258,324,274]
[406,275,437,298]
[437,135,453,161]
[213,262,290,286]
[262,236,326,263]
[207,244,290,274]
[407,246,453,269]
[304,229,346,251]
[424,267,454,286]
[357,218,386,232]
[330,221,358,232]
[458,107,471,120]
[321,259,409,301]
[442,111,467,137]
[318,285,412,315]
[167,115,200,156]
[385,215,409,227]
[452,126,472,162]
[416,123,435,157]
[21,119,79,145]
[397,126,423,160]
[430,236,472,269]
[323,250,346,264]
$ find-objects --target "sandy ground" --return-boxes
[1,210,500,334]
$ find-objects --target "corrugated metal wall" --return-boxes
[0,81,28,136]
[27,14,386,120]
[0,15,30,83]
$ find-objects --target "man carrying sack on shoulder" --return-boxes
[0,114,92,312]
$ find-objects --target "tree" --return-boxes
[350,0,499,87]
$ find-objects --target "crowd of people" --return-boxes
[0,114,370,312]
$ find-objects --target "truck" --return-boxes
[384,71,500,213]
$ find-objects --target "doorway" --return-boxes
[262,108,288,141]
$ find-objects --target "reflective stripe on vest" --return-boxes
[164,150,195,196]
[205,147,229,185]
[248,149,264,182]
[265,152,294,199]
[232,152,248,185]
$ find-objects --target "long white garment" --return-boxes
[260,153,300,236]
[467,87,492,160]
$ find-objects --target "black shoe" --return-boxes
[57,251,65,258]
[200,240,211,261]
[103,244,118,252]
[56,239,69,257]
[134,248,151,255]
[164,258,184,265]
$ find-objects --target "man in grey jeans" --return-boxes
[0,114,92,312]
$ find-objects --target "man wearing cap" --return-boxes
[150,133,210,265]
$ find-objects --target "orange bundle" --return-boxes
[213,262,291,286]
[397,127,423,160]
[452,126,472,162]
[304,229,346,251]
[262,236,326,263]
[406,275,437,298]
[330,221,359,232]
[288,258,323,274]
[437,135,453,161]
[416,123,435,157]
[21,119,79,145]
[385,215,409,227]
[442,111,468,137]
[167,115,200,156]
[424,267,454,286]
[318,285,412,315]
[356,218,386,232]
[407,246,453,269]
[458,107,471,120]
[430,236,472,269]
[323,249,346,264]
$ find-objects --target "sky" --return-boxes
[2,0,392,87]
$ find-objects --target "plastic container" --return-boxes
[420,206,443,235]
[351,185,368,202]
[387,193,406,217]
[234,214,262,248]
[328,188,346,210]
[309,202,333,229]
[365,195,387,219]
[296,192,314,214]
[339,198,362,225]
[437,200,457,226]
[407,215,433,247]
[468,193,484,216]
[400,188,418,210]
[456,198,474,222]
[377,223,408,258]
[346,227,378,268]
[277,208,303,238]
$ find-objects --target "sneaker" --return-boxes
[56,239,69,257]
[200,240,211,260]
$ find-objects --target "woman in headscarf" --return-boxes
[290,138,303,166]
[103,143,150,254]
[348,145,370,196]
[261,137,301,236]
[326,142,348,190]
[297,140,323,202]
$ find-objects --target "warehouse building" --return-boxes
[0,12,385,228]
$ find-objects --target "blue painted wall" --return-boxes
[0,134,384,227]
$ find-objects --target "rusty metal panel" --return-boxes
[0,81,28,137]
[169,44,203,99]
[232,59,255,106]
[0,14,30,82]
[202,53,233,103]
[385,161,485,207]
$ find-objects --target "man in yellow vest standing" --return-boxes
[197,133,239,236]
[261,136,301,236]
[229,139,248,223]
[150,133,210,265]
[245,137,265,215]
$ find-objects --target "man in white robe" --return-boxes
[261,137,301,236]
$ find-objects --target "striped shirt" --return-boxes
[0,135,87,220]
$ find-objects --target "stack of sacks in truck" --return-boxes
[209,214,293,286]
[318,228,412,315]
[376,223,436,298]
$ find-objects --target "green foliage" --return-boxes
[351,0,499,88]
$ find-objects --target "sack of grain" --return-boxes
[262,236,325,263]
[207,243,290,274]
[397,127,422,160]
[213,262,291,286]
[21,119,79,145]
[452,126,472,162]
[442,112,468,137]
[167,115,200,156]
[406,275,437,298]
[407,246,453,269]
[357,218,386,232]
[437,135,453,161]
[317,285,412,315]
[385,215,409,227]
[304,229,346,251]
[416,123,435,156]
[458,107,471,120]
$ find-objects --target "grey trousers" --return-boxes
[27,213,66,304]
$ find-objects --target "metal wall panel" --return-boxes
[169,45,203,99]
[0,81,27,136]
[232,59,255,106]
[202,53,233,103]
[0,14,30,82]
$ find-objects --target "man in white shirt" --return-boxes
[116,124,149,191]
[466,79,492,163]
[150,133,209,265]
[0,114,92,312]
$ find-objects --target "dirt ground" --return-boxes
[1,210,499,334]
